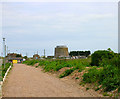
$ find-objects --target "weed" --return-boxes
[103,92,109,96]
[75,77,79,79]
[86,87,90,91]
[59,68,75,78]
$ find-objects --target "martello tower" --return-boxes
[54,46,69,58]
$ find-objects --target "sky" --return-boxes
[0,1,118,57]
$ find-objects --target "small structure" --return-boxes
[54,46,69,58]
[6,53,23,63]
[71,56,87,59]
[69,51,90,59]
[33,54,40,59]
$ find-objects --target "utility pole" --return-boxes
[44,49,45,58]
[5,45,6,57]
[7,46,8,56]
[3,38,5,68]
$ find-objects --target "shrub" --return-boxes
[83,67,102,83]
[91,50,114,66]
[75,77,79,79]
[100,55,120,69]
[99,65,120,92]
[82,65,120,92]
[59,68,75,78]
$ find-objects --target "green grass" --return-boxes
[23,58,91,73]
[75,77,79,79]
[82,55,120,93]
[59,68,75,78]
[0,66,2,81]
[1,63,11,80]
[103,92,110,96]
[23,59,39,66]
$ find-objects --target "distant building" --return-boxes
[6,53,23,63]
[33,54,40,59]
[54,46,69,58]
[69,51,91,59]
[71,56,87,59]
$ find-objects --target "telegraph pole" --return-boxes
[44,49,45,58]
[7,46,8,56]
[5,45,6,57]
[3,38,5,68]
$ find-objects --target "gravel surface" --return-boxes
[2,64,102,97]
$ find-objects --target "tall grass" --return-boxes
[23,58,91,72]
[2,63,11,79]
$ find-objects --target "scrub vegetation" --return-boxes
[2,63,11,80]
[23,49,120,96]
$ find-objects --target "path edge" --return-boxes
[0,65,12,86]
[0,65,12,98]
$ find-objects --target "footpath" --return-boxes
[2,64,102,97]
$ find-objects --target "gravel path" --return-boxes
[2,64,102,97]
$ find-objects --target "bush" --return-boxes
[91,50,114,66]
[99,65,120,92]
[59,68,75,78]
[83,67,102,83]
[82,65,120,92]
[100,55,120,69]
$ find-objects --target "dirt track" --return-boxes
[2,64,102,97]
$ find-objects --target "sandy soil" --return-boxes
[2,64,103,97]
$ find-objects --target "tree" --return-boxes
[16,54,22,57]
[91,50,114,66]
[23,56,28,59]
[69,51,91,57]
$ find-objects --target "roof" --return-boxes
[7,57,23,60]
[56,46,68,48]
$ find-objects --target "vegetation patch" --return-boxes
[75,77,79,79]
[2,63,11,80]
[23,49,120,97]
[82,50,120,96]
[59,68,75,78]
[23,58,91,73]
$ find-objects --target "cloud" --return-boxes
[1,2,118,56]
[1,0,119,2]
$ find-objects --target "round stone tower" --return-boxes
[54,46,69,58]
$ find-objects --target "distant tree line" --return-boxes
[69,51,91,57]
[16,54,22,57]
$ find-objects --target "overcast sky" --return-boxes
[0,1,118,57]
